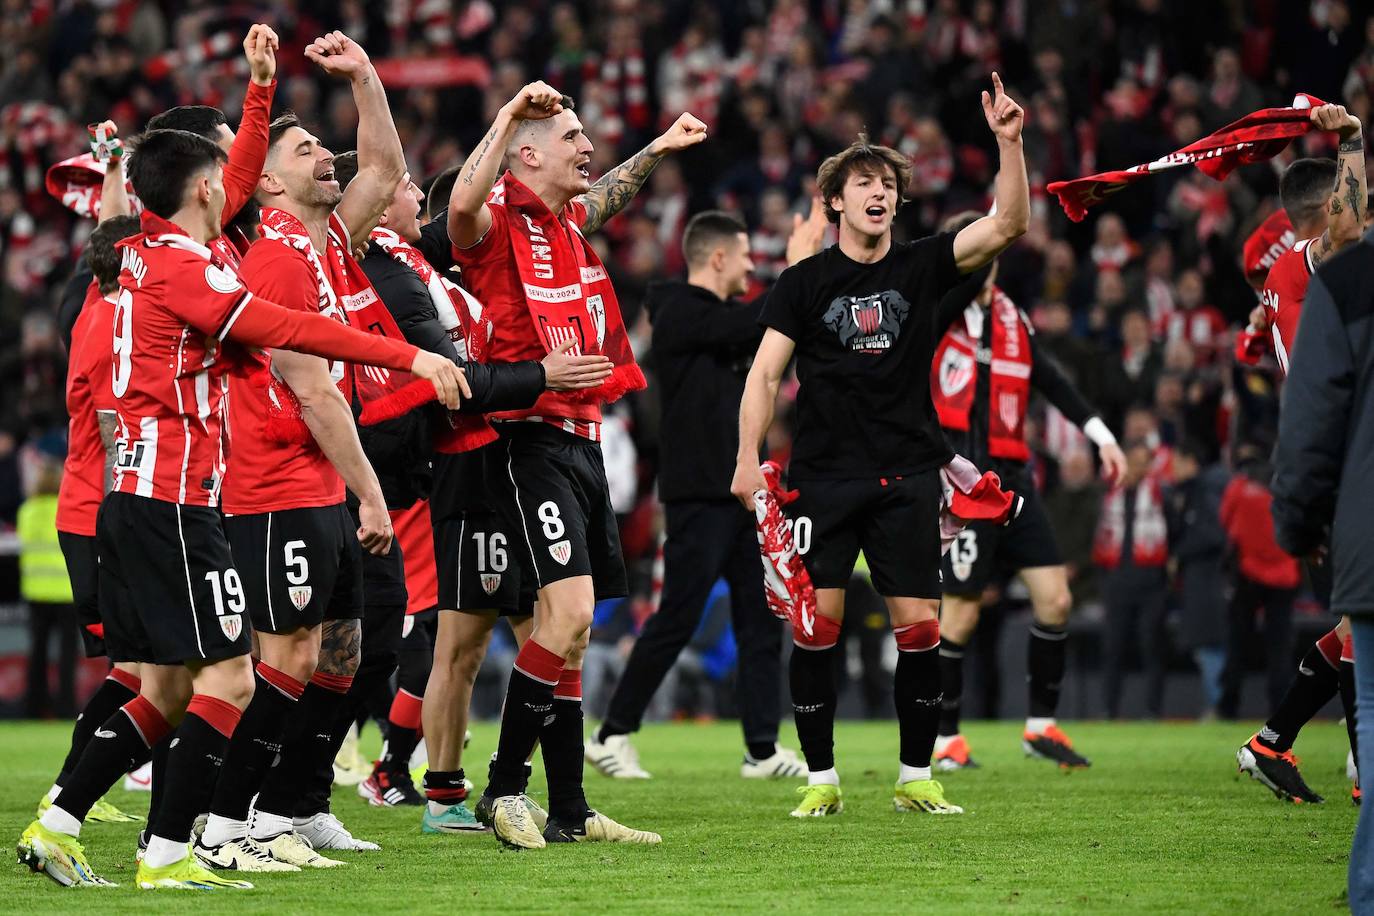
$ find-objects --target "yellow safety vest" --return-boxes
[17,494,73,604]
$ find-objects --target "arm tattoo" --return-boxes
[463,125,500,186]
[1340,136,1364,153]
[318,618,362,676]
[97,410,118,495]
[577,145,663,234]
[1345,166,1362,224]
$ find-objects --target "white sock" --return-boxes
[427,801,451,817]
[807,768,839,786]
[1026,717,1056,734]
[200,814,247,849]
[39,805,81,837]
[47,783,63,801]
[142,834,189,869]
[933,734,958,753]
[900,764,932,783]
[249,809,293,841]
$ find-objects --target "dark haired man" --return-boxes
[587,207,826,781]
[733,73,1027,819]
[1239,100,1367,805]
[16,126,462,890]
[448,80,704,848]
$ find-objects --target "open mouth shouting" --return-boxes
[316,163,338,189]
[864,204,888,223]
[575,158,591,181]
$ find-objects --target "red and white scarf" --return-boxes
[491,171,644,415]
[366,226,497,453]
[932,287,1033,461]
[1092,476,1168,569]
[255,207,419,444]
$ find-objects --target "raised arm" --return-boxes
[221,24,277,226]
[91,121,130,223]
[308,32,407,246]
[1308,103,1365,269]
[730,328,796,508]
[448,81,564,249]
[952,73,1028,273]
[577,112,707,234]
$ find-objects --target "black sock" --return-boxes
[56,675,140,786]
[208,668,300,823]
[423,768,468,806]
[938,637,966,737]
[143,736,171,843]
[746,742,777,761]
[149,697,239,844]
[895,645,942,769]
[1027,624,1068,719]
[1259,644,1341,752]
[384,725,420,772]
[55,699,167,822]
[790,645,839,772]
[596,722,628,743]
[543,693,589,822]
[1340,658,1359,773]
[254,676,352,819]
[488,641,562,799]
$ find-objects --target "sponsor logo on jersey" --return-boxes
[204,262,241,294]
[219,613,243,640]
[481,573,502,595]
[94,728,117,739]
[549,540,572,566]
[289,586,313,610]
[822,290,911,354]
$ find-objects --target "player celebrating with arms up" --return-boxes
[732,74,1028,819]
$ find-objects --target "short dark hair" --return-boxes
[267,111,303,154]
[424,164,461,221]
[682,210,747,267]
[88,215,142,294]
[145,105,227,141]
[126,129,227,218]
[1280,158,1338,228]
[816,133,911,225]
[333,150,359,191]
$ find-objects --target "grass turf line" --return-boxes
[0,720,1355,914]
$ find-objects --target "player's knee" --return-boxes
[793,613,842,650]
[454,647,483,686]
[894,618,940,652]
[1038,589,1072,627]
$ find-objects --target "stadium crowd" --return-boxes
[1,0,1370,724]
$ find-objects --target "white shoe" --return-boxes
[1349,749,1360,783]
[193,836,301,873]
[293,812,380,851]
[585,732,651,779]
[332,724,370,787]
[255,831,344,868]
[123,761,153,792]
[741,746,806,779]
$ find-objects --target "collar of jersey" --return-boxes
[139,210,212,260]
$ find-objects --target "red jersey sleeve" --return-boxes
[451,201,510,266]
[221,80,275,227]
[159,248,256,340]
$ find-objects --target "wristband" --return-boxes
[88,123,123,163]
[1083,417,1117,448]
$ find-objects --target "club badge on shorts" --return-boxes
[481,573,502,595]
[549,540,572,566]
[219,613,243,640]
[289,586,313,610]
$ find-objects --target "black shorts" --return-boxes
[224,503,363,635]
[435,508,535,616]
[941,486,1061,594]
[788,471,943,599]
[58,531,104,657]
[96,492,252,665]
[489,423,628,600]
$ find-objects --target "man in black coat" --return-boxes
[1270,233,1374,910]
[586,209,822,780]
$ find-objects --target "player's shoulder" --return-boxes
[239,235,310,280]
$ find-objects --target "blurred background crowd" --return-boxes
[0,0,1365,723]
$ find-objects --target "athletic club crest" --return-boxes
[586,294,606,348]
[220,613,243,640]
[289,586,313,610]
[939,348,974,395]
[549,540,572,566]
[821,290,911,353]
[481,573,502,595]
[998,392,1021,432]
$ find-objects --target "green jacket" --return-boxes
[18,494,72,604]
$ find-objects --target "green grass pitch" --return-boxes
[0,719,1356,913]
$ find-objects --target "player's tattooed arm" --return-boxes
[1309,104,1365,268]
[97,410,118,494]
[318,619,362,676]
[577,112,706,234]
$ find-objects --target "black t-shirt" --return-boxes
[759,233,962,480]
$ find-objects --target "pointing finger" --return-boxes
[991,71,1004,97]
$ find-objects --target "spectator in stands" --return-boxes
[18,456,74,719]
[1217,444,1302,718]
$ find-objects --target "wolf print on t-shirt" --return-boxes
[822,290,911,354]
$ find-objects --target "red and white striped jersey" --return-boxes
[109,212,253,507]
[1260,237,1316,376]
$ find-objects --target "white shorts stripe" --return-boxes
[175,505,206,658]
[505,439,543,589]
[264,511,276,632]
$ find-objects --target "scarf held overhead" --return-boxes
[1048,94,1326,222]
[360,226,497,452]
[255,207,422,445]
[492,170,644,412]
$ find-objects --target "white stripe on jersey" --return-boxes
[174,328,190,503]
[264,511,276,632]
[175,505,206,658]
[135,416,158,497]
